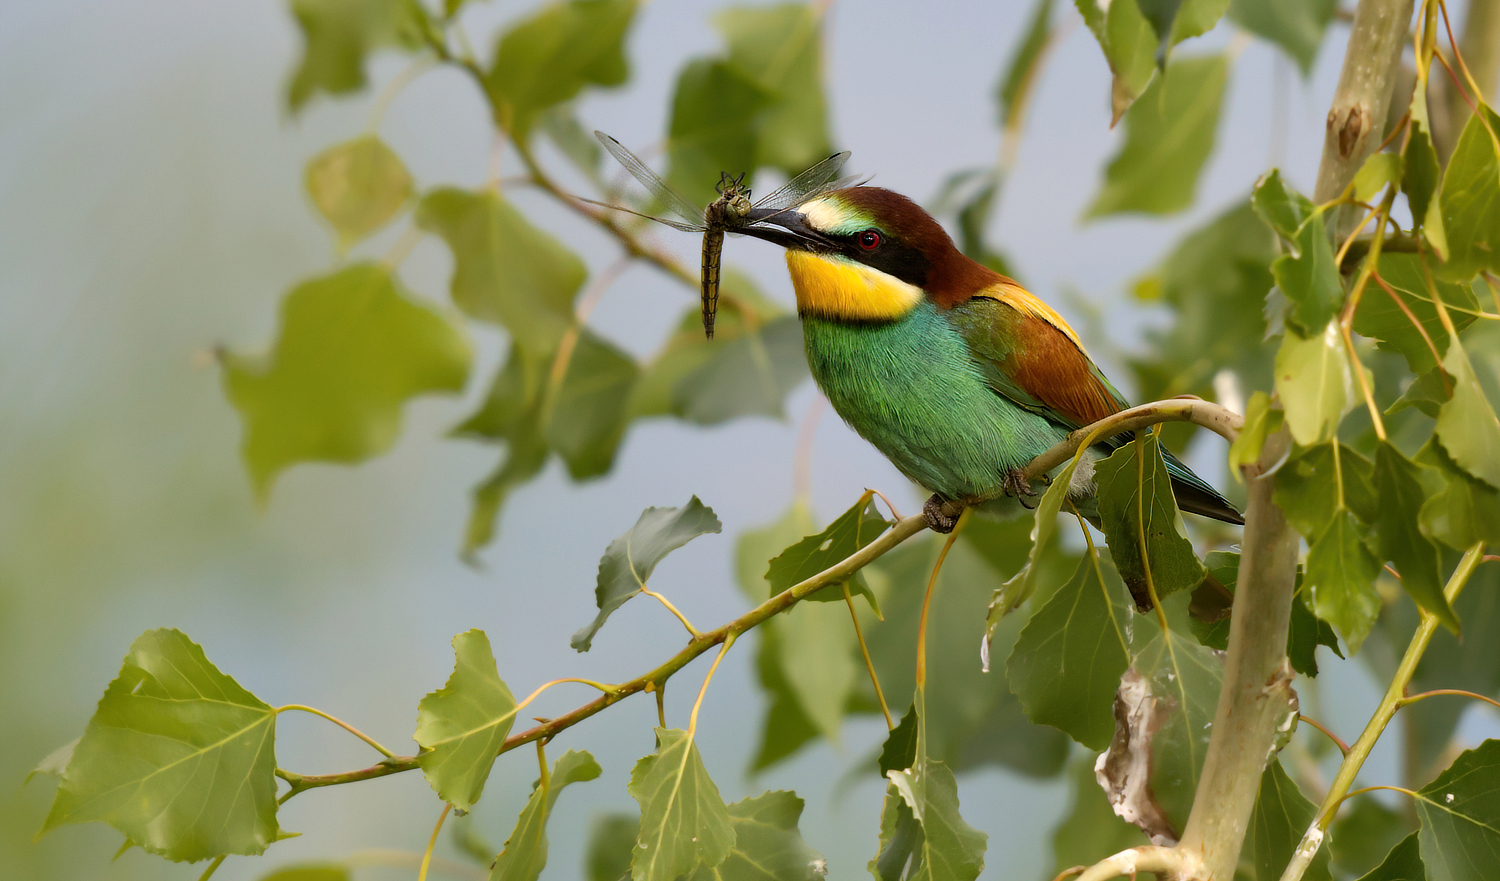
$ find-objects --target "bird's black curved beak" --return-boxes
[737,207,837,252]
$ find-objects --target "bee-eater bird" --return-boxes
[736,186,1244,531]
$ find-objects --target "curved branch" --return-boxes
[1074,846,1200,881]
[1021,398,1244,482]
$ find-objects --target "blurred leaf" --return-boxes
[1075,0,1158,123]
[258,867,350,881]
[1353,152,1402,202]
[774,590,859,745]
[1248,761,1332,881]
[415,630,517,811]
[998,0,1054,128]
[879,705,920,777]
[666,58,769,208]
[585,813,639,881]
[1415,739,1500,881]
[1229,393,1282,477]
[1137,0,1228,58]
[546,330,639,480]
[1273,211,1343,336]
[715,3,831,173]
[572,497,722,651]
[305,135,413,249]
[452,813,498,866]
[1275,324,1352,447]
[1353,254,1479,374]
[683,790,824,881]
[490,750,601,881]
[1049,757,1145,877]
[541,108,604,182]
[1416,440,1500,550]
[1094,433,1208,608]
[26,738,77,785]
[1228,0,1335,75]
[1252,168,1315,240]
[1007,548,1134,749]
[486,0,636,139]
[416,188,584,348]
[1085,53,1227,218]
[286,0,425,111]
[765,496,889,609]
[1438,105,1500,282]
[748,620,821,772]
[1436,341,1500,490]
[40,629,279,861]
[1390,368,1453,419]
[463,410,549,561]
[1192,551,1342,675]
[1356,832,1426,881]
[736,502,816,605]
[670,316,809,424]
[629,728,735,881]
[222,264,470,500]
[1332,798,1412,879]
[1373,443,1458,632]
[873,761,986,881]
[1273,442,1379,538]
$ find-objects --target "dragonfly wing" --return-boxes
[751,150,852,211]
[576,196,705,233]
[595,132,706,227]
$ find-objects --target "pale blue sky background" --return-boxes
[3,1,1492,879]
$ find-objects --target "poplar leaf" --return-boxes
[1352,152,1402,201]
[1228,0,1334,75]
[879,705,920,777]
[764,496,889,608]
[1305,511,1381,653]
[1438,105,1500,282]
[669,316,809,425]
[1352,254,1479,374]
[1248,761,1332,881]
[1251,168,1314,241]
[1390,367,1453,419]
[416,188,584,349]
[40,629,279,862]
[221,264,471,500]
[585,813,640,881]
[1074,0,1158,122]
[985,446,1085,646]
[286,0,425,111]
[1274,323,1351,447]
[748,621,821,772]
[485,0,636,139]
[1007,549,1135,749]
[1273,442,1379,537]
[628,729,735,881]
[572,498,722,651]
[304,135,413,249]
[773,593,858,745]
[665,58,769,208]
[1355,832,1425,881]
[26,739,77,785]
[1085,53,1228,217]
[1229,392,1280,477]
[1435,343,1500,490]
[1272,208,1343,336]
[872,762,987,881]
[682,790,825,881]
[1414,739,1500,881]
[1331,800,1410,879]
[1373,443,1457,633]
[715,3,832,174]
[489,750,601,881]
[998,0,1055,129]
[415,630,518,811]
[545,330,640,480]
[1094,432,1208,609]
[1416,440,1500,550]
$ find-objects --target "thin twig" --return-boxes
[417,802,452,881]
[276,704,397,758]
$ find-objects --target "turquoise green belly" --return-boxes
[800,303,1068,503]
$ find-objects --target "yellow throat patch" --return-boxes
[786,251,924,320]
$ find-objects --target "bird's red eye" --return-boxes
[857,230,882,250]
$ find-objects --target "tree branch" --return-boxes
[1074,845,1201,881]
[1021,398,1243,483]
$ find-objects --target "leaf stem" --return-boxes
[196,855,227,881]
[688,633,735,737]
[1396,688,1500,712]
[639,587,703,639]
[276,704,397,758]
[417,802,452,881]
[915,509,969,691]
[1338,185,1398,441]
[1277,541,1487,881]
[844,579,893,729]
[1299,714,1352,756]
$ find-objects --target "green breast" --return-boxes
[800,300,1069,503]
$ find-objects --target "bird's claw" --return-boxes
[1002,468,1039,500]
[923,495,964,534]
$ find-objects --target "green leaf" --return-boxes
[1229,392,1281,476]
[462,418,549,561]
[1353,254,1480,374]
[485,0,636,140]
[1405,120,1444,240]
[586,813,639,881]
[1085,53,1228,218]
[1356,832,1426,881]
[258,865,351,881]
[629,728,736,881]
[879,705,920,777]
[1248,760,1333,881]
[286,0,425,111]
[415,630,518,811]
[872,761,987,881]
[572,497,722,651]
[1252,168,1316,241]
[1192,551,1342,676]
[1436,341,1500,490]
[1416,440,1500,550]
[1373,443,1459,632]
[748,620,821,772]
[1304,511,1382,652]
[1097,631,1234,839]
[665,58,770,209]
[221,264,471,500]
[416,188,584,348]
[1390,368,1453,419]
[1273,208,1344,336]
[1353,151,1402,201]
[765,496,890,608]
[1438,105,1500,282]
[1094,432,1208,608]
[1415,739,1500,881]
[546,330,640,480]
[1273,441,1379,537]
[997,0,1055,129]
[773,589,859,745]
[304,135,413,249]
[541,108,605,182]
[1075,0,1159,123]
[984,447,1085,642]
[40,629,279,861]
[490,750,602,881]
[683,790,825,881]
[26,739,77,785]
[1275,323,1352,446]
[1048,757,1145,878]
[1007,549,1135,749]
[714,3,832,174]
[1228,0,1334,75]
[669,316,810,425]
[1332,799,1413,879]
[735,502,816,605]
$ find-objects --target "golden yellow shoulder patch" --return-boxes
[786,251,924,320]
[986,280,1086,351]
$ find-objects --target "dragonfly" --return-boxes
[590,131,854,339]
